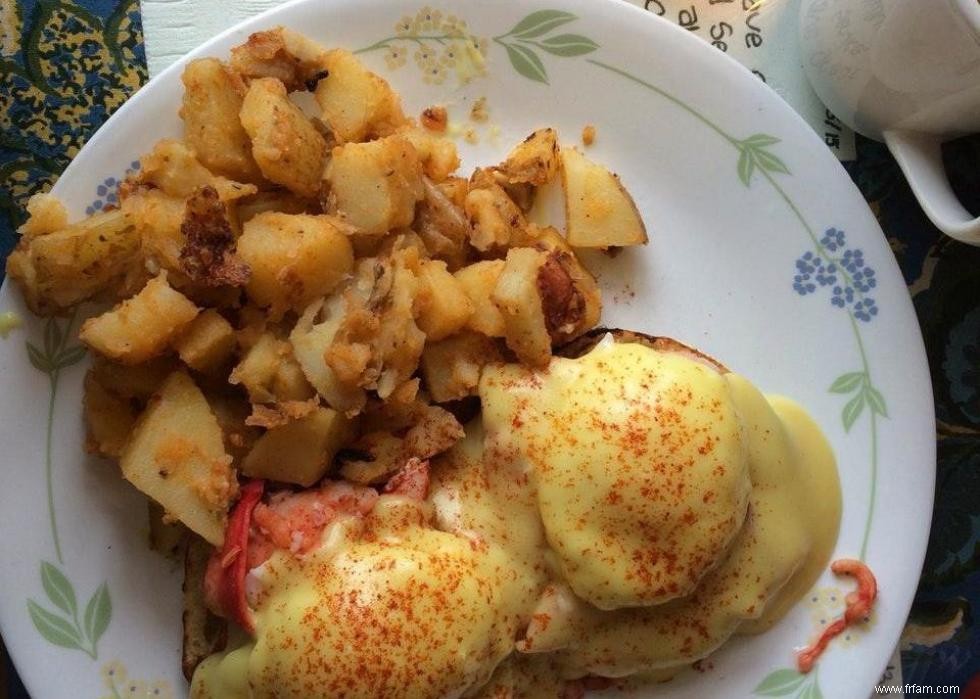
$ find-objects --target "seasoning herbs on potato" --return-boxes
[6,24,648,581]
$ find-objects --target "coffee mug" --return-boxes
[799,0,980,244]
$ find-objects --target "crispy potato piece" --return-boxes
[241,406,355,486]
[315,49,406,142]
[179,185,251,288]
[294,247,426,412]
[136,140,257,202]
[6,207,140,315]
[175,309,236,373]
[182,536,227,681]
[528,224,602,342]
[402,404,465,458]
[229,332,314,404]
[121,187,186,273]
[324,134,424,236]
[339,431,406,485]
[83,371,136,458]
[414,178,470,271]
[340,406,462,483]
[245,399,318,429]
[421,330,502,403]
[454,260,506,337]
[397,125,460,182]
[120,371,235,545]
[236,212,354,318]
[492,247,552,368]
[464,172,526,252]
[80,274,200,364]
[181,58,263,183]
[17,193,68,240]
[148,500,188,559]
[230,26,329,91]
[231,28,301,87]
[560,146,648,248]
[438,177,469,209]
[291,296,367,414]
[498,128,559,185]
[416,259,474,341]
[354,248,426,399]
[240,77,328,198]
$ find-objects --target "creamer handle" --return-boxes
[884,130,980,245]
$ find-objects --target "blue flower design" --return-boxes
[85,162,140,215]
[792,227,879,322]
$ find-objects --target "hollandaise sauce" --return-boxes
[193,339,841,697]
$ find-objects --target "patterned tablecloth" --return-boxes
[1,1,979,697]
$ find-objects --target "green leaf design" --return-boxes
[735,134,789,185]
[56,345,87,370]
[737,146,755,187]
[40,562,77,617]
[537,33,599,56]
[743,133,781,147]
[27,600,82,650]
[842,392,866,431]
[503,43,549,84]
[43,318,63,357]
[801,679,824,699]
[755,148,791,175]
[866,386,888,417]
[26,342,53,374]
[83,582,111,649]
[829,371,865,394]
[506,10,577,39]
[753,668,807,696]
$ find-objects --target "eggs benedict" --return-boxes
[193,493,528,698]
[192,332,842,697]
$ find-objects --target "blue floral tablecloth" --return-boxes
[1,1,978,697]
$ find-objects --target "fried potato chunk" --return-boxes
[240,77,328,198]
[498,128,559,185]
[560,146,648,248]
[324,134,424,236]
[181,58,263,183]
[454,260,506,338]
[136,139,257,202]
[464,170,526,252]
[492,247,552,367]
[314,49,406,142]
[80,274,200,364]
[416,259,474,341]
[421,331,503,403]
[174,309,236,374]
[121,371,235,546]
[6,206,139,315]
[230,27,330,91]
[241,407,355,487]
[236,212,354,318]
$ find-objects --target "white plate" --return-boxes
[0,0,935,697]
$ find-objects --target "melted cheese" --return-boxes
[193,340,840,696]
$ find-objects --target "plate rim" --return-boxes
[0,0,936,696]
